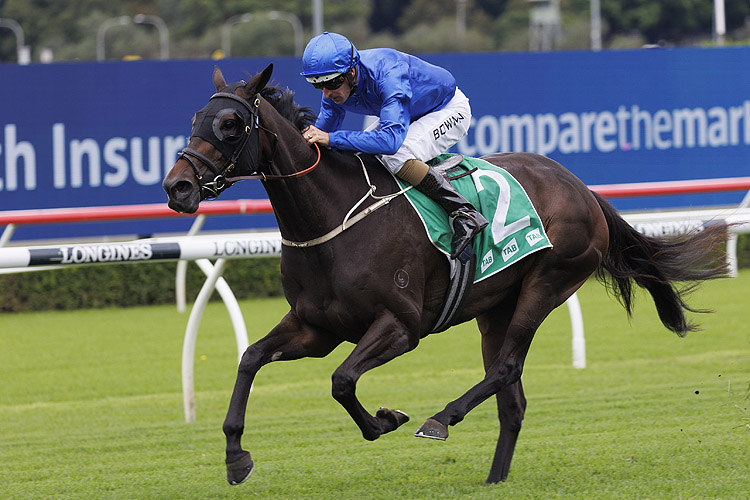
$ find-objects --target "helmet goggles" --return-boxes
[306,72,347,90]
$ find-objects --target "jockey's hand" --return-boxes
[302,125,329,147]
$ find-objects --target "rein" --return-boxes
[226,142,321,183]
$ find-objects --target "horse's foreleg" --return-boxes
[331,310,417,441]
[224,311,340,485]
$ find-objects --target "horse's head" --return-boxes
[163,64,273,213]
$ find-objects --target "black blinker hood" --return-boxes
[189,82,260,178]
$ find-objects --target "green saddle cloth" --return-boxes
[398,154,553,283]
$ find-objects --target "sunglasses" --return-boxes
[311,73,347,90]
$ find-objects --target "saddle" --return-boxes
[433,153,470,179]
[414,153,552,333]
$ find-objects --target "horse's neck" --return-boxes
[263,130,391,242]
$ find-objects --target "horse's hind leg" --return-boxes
[486,381,526,483]
[414,275,562,460]
[478,309,527,483]
[415,292,544,439]
[223,311,341,485]
[415,260,598,482]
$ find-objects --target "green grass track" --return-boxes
[1,271,749,499]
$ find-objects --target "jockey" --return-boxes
[300,31,488,260]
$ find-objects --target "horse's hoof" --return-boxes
[376,407,410,430]
[414,418,449,440]
[226,452,254,485]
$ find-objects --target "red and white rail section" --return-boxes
[592,176,750,278]
[590,176,750,198]
[1,177,748,417]
[0,199,273,227]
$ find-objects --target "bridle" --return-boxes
[178,85,321,200]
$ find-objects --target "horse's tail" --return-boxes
[592,191,729,336]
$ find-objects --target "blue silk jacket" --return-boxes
[314,48,457,154]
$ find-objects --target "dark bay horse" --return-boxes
[162,65,728,485]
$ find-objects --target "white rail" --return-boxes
[0,231,282,422]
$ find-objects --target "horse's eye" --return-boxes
[223,119,237,130]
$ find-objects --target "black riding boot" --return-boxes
[415,167,489,260]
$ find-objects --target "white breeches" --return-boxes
[368,88,471,174]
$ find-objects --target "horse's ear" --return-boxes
[213,66,228,92]
[243,64,273,96]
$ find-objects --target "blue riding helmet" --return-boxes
[301,32,360,82]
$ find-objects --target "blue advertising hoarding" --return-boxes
[1,47,748,240]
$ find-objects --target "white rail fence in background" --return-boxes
[0,200,274,423]
[1,177,749,419]
[571,176,750,368]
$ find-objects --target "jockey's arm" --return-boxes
[324,91,412,154]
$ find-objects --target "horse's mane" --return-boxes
[260,83,317,131]
[257,82,381,172]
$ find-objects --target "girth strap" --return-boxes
[429,246,476,333]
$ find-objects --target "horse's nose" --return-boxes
[163,176,199,213]
[169,179,194,198]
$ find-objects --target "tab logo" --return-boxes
[502,238,519,262]
[481,249,494,273]
[525,228,544,246]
